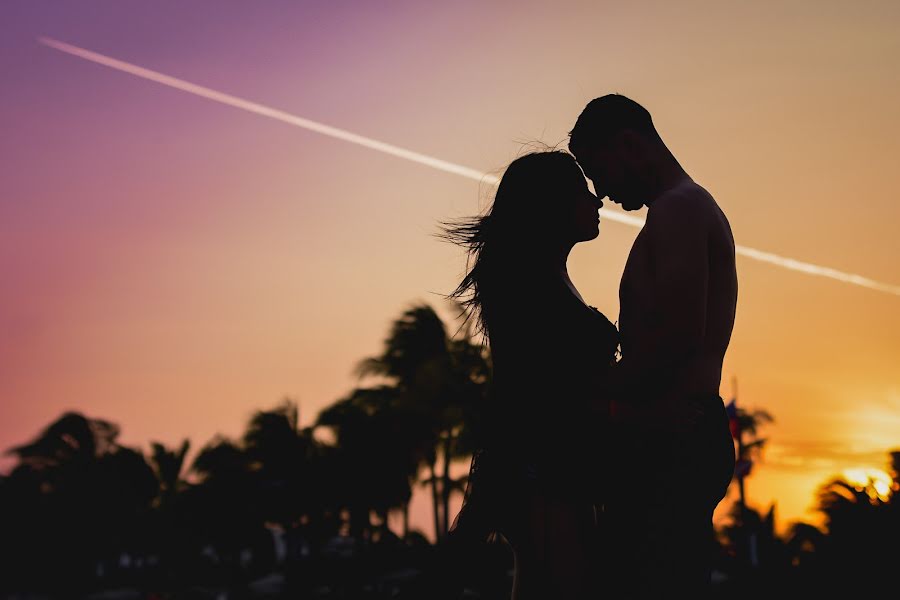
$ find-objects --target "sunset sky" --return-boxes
[2,1,899,537]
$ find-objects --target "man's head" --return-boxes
[569,94,667,211]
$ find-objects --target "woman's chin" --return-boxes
[581,228,600,242]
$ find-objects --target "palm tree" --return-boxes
[148,439,190,507]
[355,304,453,540]
[242,399,320,529]
[316,386,420,541]
[727,394,774,570]
[787,451,900,591]
[720,502,786,576]
[144,439,192,585]
[5,411,120,469]
[785,521,826,568]
[436,314,492,535]
[733,405,774,514]
[2,412,158,589]
[185,435,262,573]
[354,303,491,541]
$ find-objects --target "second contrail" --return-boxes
[38,36,900,297]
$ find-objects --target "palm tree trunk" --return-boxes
[379,509,390,538]
[429,461,442,542]
[402,502,410,540]
[441,432,452,537]
[736,431,751,569]
[349,504,364,541]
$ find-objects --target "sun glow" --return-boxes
[842,468,893,502]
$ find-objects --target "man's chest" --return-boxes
[620,229,653,306]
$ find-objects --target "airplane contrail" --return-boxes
[38,36,900,297]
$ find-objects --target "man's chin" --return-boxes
[611,196,643,211]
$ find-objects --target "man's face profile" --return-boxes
[577,146,642,211]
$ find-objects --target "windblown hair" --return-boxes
[438,150,585,343]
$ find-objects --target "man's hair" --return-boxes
[568,94,658,155]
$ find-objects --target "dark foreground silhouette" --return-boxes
[569,94,738,597]
[1,304,897,597]
[2,404,897,597]
[441,150,617,598]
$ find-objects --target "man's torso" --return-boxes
[619,181,737,397]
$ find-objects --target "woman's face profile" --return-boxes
[500,153,602,250]
[567,174,603,244]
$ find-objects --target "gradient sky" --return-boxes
[2,1,899,537]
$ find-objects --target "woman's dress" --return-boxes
[448,274,619,544]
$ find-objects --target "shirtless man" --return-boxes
[569,94,737,597]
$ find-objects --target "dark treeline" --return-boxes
[0,303,897,598]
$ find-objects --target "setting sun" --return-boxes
[842,468,893,502]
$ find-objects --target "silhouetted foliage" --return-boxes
[796,454,899,592]
[350,302,491,542]
[1,412,159,592]
[714,450,900,598]
[0,309,895,598]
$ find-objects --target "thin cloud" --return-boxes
[765,440,895,472]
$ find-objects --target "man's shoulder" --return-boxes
[655,180,717,211]
[647,181,719,229]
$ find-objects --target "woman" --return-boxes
[440,150,619,599]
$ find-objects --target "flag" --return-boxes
[725,397,741,439]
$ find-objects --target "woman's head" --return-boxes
[488,150,602,250]
[440,150,602,340]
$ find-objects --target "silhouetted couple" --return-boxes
[444,94,737,598]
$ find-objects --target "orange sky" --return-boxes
[2,1,899,537]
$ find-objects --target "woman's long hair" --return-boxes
[438,150,585,344]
